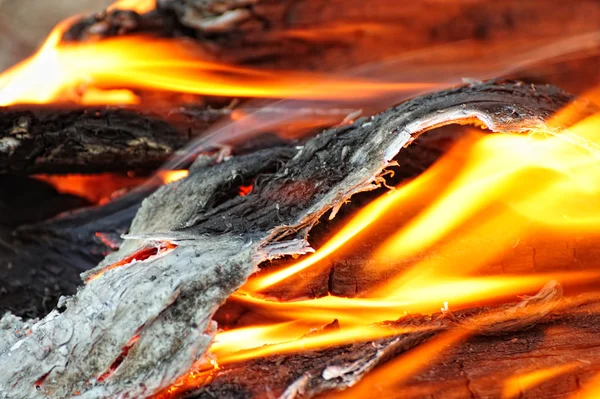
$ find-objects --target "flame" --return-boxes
[108,0,156,14]
[157,170,189,184]
[211,322,435,364]
[503,362,582,399]
[0,19,436,107]
[573,372,600,399]
[34,173,147,204]
[237,273,593,326]
[249,112,600,295]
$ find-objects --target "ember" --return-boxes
[1,1,600,399]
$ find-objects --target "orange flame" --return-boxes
[156,170,189,185]
[0,19,436,107]
[249,111,600,294]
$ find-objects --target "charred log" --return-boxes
[0,105,228,174]
[0,81,585,398]
[0,184,154,318]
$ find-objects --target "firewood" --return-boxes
[0,81,582,398]
[0,105,228,174]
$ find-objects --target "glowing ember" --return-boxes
[34,173,147,204]
[86,241,176,282]
[157,170,189,185]
[238,184,253,196]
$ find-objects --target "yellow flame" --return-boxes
[0,19,437,106]
[108,0,156,14]
[156,170,189,184]
[245,186,408,291]
[211,322,435,364]
[237,272,598,326]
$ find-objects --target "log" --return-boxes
[64,0,600,93]
[0,105,228,174]
[0,81,582,398]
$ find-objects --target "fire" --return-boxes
[0,18,436,107]
[4,1,600,397]
[157,170,189,185]
[108,0,156,14]
[185,104,600,394]
[211,322,435,364]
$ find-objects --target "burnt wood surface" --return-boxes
[0,105,228,174]
[0,185,151,318]
[0,82,586,399]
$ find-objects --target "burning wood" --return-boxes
[2,1,600,398]
[0,81,587,398]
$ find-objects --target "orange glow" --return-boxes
[249,111,600,295]
[503,362,582,399]
[574,372,600,399]
[34,173,146,204]
[0,19,437,107]
[108,0,156,14]
[155,359,219,399]
[157,170,189,184]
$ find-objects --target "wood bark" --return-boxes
[0,81,581,399]
[0,106,228,174]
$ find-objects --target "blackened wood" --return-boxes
[0,105,228,174]
[0,185,152,318]
[0,82,582,399]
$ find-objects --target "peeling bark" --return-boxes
[0,81,584,398]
